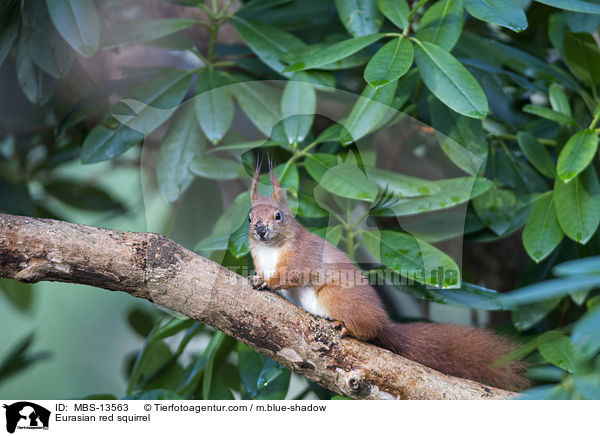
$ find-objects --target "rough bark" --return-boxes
[0,213,515,400]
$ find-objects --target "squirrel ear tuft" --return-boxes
[251,158,261,203]
[268,156,287,207]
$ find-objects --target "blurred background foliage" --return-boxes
[1,0,600,400]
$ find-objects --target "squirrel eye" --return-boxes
[274,211,282,221]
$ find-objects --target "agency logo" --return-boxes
[2,402,50,434]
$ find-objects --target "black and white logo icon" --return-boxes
[3,402,50,433]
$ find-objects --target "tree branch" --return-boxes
[0,214,515,400]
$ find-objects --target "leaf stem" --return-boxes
[349,209,371,231]
[207,24,218,62]
[217,0,236,18]
[407,0,430,21]
[591,82,598,103]
[345,199,356,259]
[278,138,322,184]
[488,133,556,146]
[212,61,235,67]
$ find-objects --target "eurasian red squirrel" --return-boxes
[247,162,529,391]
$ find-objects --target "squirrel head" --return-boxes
[248,159,294,245]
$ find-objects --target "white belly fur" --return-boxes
[253,243,279,279]
[253,243,328,317]
[278,286,328,317]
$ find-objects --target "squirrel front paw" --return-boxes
[248,275,268,290]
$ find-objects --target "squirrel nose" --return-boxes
[255,225,267,238]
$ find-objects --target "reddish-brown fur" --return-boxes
[248,163,530,392]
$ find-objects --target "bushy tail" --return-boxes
[372,322,530,391]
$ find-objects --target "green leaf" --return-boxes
[81,125,144,163]
[341,81,398,144]
[102,18,197,48]
[126,308,156,338]
[553,166,600,244]
[402,211,483,242]
[499,275,600,306]
[207,140,278,155]
[291,70,336,91]
[189,156,245,180]
[594,101,600,118]
[335,0,383,36]
[0,8,18,67]
[428,97,487,175]
[534,0,600,13]
[464,0,527,32]
[152,318,197,342]
[234,81,281,136]
[291,194,328,218]
[413,40,488,118]
[195,73,234,145]
[228,219,250,258]
[281,81,316,145]
[127,336,185,393]
[363,230,461,288]
[512,299,562,331]
[415,0,465,51]
[122,389,183,400]
[553,256,600,276]
[232,17,305,74]
[494,145,548,194]
[570,288,590,306]
[564,32,600,86]
[549,84,571,116]
[238,343,290,400]
[202,331,226,400]
[522,192,564,263]
[15,35,57,105]
[538,335,576,372]
[364,37,413,88]
[472,185,516,235]
[80,394,118,400]
[571,305,600,358]
[371,177,493,216]
[157,105,205,203]
[195,192,250,253]
[258,163,299,194]
[305,154,378,201]
[0,279,34,313]
[124,69,193,110]
[526,365,565,383]
[573,375,600,400]
[0,332,51,384]
[22,0,73,79]
[407,281,504,309]
[112,99,176,137]
[367,167,442,197]
[282,33,384,72]
[307,225,344,246]
[516,131,556,179]
[44,180,126,212]
[377,0,410,29]
[0,179,34,216]
[557,129,598,183]
[522,104,575,125]
[111,69,193,139]
[46,0,100,57]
